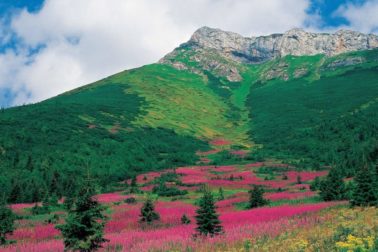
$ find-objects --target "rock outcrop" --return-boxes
[187,26,378,63]
[160,26,378,81]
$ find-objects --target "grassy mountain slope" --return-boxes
[245,50,378,172]
[164,44,378,170]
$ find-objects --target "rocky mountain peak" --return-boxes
[189,26,252,53]
[160,26,378,82]
[187,26,378,61]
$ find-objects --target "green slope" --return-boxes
[246,50,378,173]
[0,45,377,203]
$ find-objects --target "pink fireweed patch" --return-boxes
[197,149,220,156]
[136,171,161,184]
[2,239,64,252]
[220,202,339,227]
[177,167,211,184]
[10,203,36,211]
[140,184,155,192]
[213,165,237,172]
[266,191,316,201]
[210,139,232,146]
[290,183,311,191]
[286,171,328,182]
[9,224,60,241]
[230,150,248,157]
[102,202,342,252]
[95,192,129,204]
[216,192,249,211]
[155,201,196,226]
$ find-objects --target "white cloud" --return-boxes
[1,0,314,106]
[335,0,378,33]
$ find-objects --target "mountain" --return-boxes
[161,26,378,80]
[1,27,377,203]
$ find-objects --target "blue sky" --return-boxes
[0,0,377,107]
[307,0,361,27]
[0,0,43,14]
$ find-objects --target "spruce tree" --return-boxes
[0,201,15,245]
[195,188,223,237]
[351,163,377,207]
[319,168,346,201]
[248,185,268,209]
[139,197,160,224]
[56,182,108,251]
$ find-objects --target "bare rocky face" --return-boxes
[188,26,378,62]
[160,26,378,82]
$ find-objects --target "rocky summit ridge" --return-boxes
[160,26,378,81]
[187,26,378,62]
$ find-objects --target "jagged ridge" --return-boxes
[188,26,378,61]
[161,26,378,82]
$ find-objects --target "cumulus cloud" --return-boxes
[335,0,378,33]
[1,0,315,106]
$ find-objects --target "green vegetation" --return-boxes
[351,163,378,207]
[181,214,191,225]
[152,182,188,197]
[246,50,378,175]
[0,44,377,205]
[248,185,269,209]
[120,64,249,143]
[139,197,160,224]
[195,188,223,237]
[0,201,15,245]
[217,187,225,201]
[319,168,347,201]
[0,80,209,203]
[57,182,108,251]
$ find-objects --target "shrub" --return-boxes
[0,202,15,245]
[140,197,160,224]
[181,214,191,225]
[124,197,137,204]
[152,182,188,197]
[248,185,269,209]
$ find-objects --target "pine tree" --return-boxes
[139,197,160,224]
[218,187,225,201]
[56,182,108,251]
[351,163,377,207]
[0,201,15,245]
[181,214,191,224]
[195,188,223,237]
[248,185,268,209]
[319,167,346,201]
